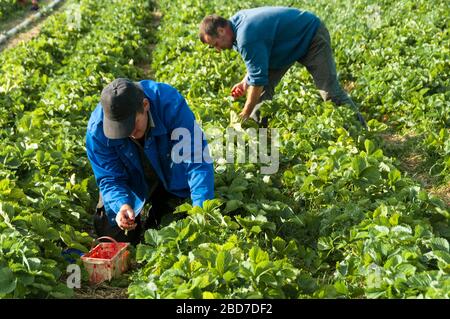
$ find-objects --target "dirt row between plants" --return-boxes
[381,132,449,206]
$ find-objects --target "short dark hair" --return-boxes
[199,14,229,43]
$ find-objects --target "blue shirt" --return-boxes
[86,80,214,226]
[230,7,320,86]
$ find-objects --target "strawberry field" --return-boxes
[0,0,449,299]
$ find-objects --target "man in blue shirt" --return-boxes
[199,6,367,127]
[86,78,214,244]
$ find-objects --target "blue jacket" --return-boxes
[230,7,320,86]
[86,80,214,226]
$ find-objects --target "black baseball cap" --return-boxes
[100,78,144,139]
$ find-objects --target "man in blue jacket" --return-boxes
[199,6,367,128]
[86,78,214,244]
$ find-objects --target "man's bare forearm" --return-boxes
[240,85,264,119]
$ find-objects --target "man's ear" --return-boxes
[143,98,150,111]
[217,27,226,37]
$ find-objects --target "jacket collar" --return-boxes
[148,104,167,137]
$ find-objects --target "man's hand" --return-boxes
[239,106,253,121]
[231,81,248,99]
[238,85,264,121]
[116,204,137,231]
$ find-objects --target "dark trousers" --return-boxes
[93,184,185,246]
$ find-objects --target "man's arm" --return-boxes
[166,89,214,207]
[86,131,145,222]
[240,85,264,120]
[237,42,270,120]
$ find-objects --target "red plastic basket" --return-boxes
[81,236,130,284]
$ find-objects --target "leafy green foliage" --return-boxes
[0,0,23,23]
